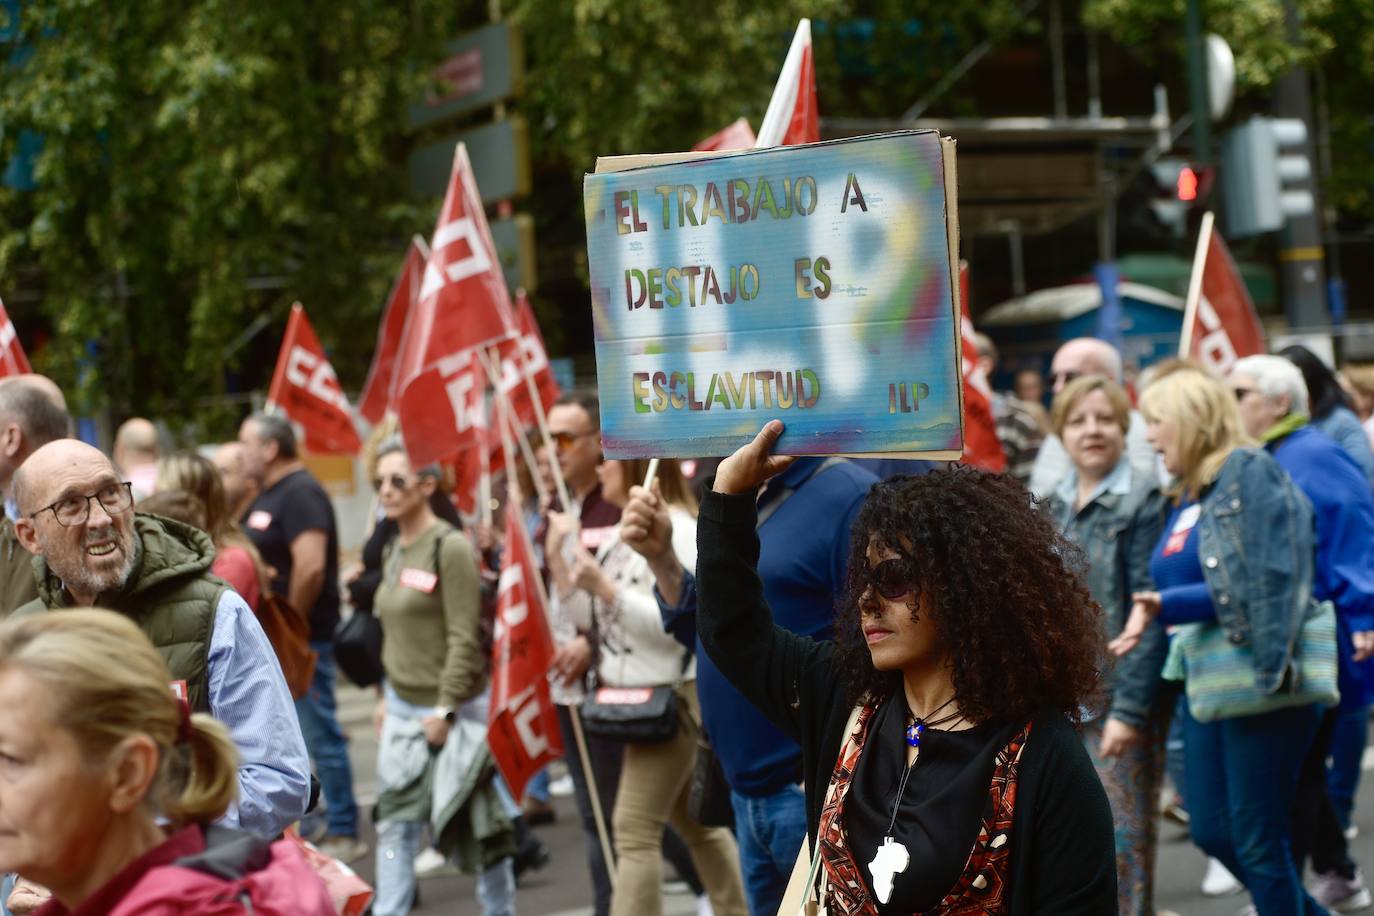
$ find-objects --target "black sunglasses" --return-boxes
[859,558,914,601]
[371,473,411,493]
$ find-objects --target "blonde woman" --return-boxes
[156,450,269,611]
[0,610,332,915]
[546,458,747,916]
[1111,368,1325,916]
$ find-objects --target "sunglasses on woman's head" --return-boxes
[371,473,411,493]
[860,557,914,601]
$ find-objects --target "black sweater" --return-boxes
[695,487,1118,915]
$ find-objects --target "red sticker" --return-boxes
[247,510,273,531]
[399,568,438,594]
[169,679,189,701]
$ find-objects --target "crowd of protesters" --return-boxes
[0,336,1372,915]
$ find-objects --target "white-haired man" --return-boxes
[1230,353,1374,911]
[1027,338,1157,497]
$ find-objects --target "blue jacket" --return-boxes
[1049,459,1167,728]
[1268,424,1374,706]
[1313,405,1374,485]
[1186,447,1315,694]
[658,457,875,797]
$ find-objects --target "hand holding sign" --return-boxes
[713,420,797,495]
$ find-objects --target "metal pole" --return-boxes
[1185,0,1212,165]
[1086,29,1103,121]
[1049,0,1067,120]
[1274,0,1328,329]
[1007,223,1026,297]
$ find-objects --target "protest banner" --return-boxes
[267,303,362,455]
[357,239,425,424]
[0,297,31,377]
[582,129,963,459]
[1180,211,1265,376]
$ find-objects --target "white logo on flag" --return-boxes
[285,346,350,412]
[1194,297,1240,377]
[420,216,492,301]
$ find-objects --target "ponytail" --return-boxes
[159,712,239,828]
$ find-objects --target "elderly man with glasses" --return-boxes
[7,438,310,840]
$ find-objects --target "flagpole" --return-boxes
[641,458,660,491]
[1180,211,1215,357]
[509,323,574,512]
[484,350,616,884]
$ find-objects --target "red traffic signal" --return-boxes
[1177,166,1199,202]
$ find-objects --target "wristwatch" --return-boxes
[434,706,456,723]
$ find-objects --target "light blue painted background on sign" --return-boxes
[583,130,962,458]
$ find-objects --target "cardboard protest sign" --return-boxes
[583,130,963,459]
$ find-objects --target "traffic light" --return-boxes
[1149,159,1213,238]
[1219,116,1315,238]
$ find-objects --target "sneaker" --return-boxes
[1163,800,1191,827]
[414,846,458,878]
[316,834,369,864]
[663,880,691,895]
[695,894,715,916]
[549,773,575,798]
[1312,869,1374,912]
[513,834,551,882]
[1202,857,1244,897]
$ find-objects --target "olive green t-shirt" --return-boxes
[376,520,485,708]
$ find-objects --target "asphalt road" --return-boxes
[333,681,1374,915]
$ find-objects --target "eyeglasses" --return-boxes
[32,481,133,527]
[858,558,915,601]
[1233,387,1257,401]
[371,473,412,493]
[550,430,596,454]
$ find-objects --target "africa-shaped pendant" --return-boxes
[868,835,911,904]
[905,720,925,747]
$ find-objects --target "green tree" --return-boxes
[0,0,475,426]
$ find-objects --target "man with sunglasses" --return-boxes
[1027,337,1159,498]
[7,438,310,840]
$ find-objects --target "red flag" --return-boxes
[694,118,757,151]
[0,297,32,377]
[395,142,518,468]
[487,504,563,800]
[755,20,819,148]
[358,241,425,424]
[1182,213,1265,376]
[491,292,561,431]
[266,304,362,455]
[958,263,1007,473]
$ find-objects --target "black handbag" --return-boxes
[333,609,384,687]
[688,739,735,828]
[579,683,680,744]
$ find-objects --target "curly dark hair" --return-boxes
[833,466,1105,727]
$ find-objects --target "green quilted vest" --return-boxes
[13,513,228,713]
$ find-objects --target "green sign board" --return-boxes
[409,22,524,130]
[408,117,531,204]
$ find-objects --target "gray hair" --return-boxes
[247,412,297,460]
[375,435,439,478]
[0,379,72,449]
[1233,354,1310,416]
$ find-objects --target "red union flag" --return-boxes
[487,505,562,800]
[755,19,819,148]
[694,117,757,152]
[395,142,517,467]
[0,297,31,377]
[266,304,362,455]
[358,240,425,424]
[957,262,1007,473]
[491,291,560,430]
[1182,212,1265,376]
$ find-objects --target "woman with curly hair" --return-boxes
[697,420,1116,914]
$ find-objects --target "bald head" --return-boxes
[13,439,115,517]
[9,374,67,413]
[113,417,158,471]
[1050,338,1124,394]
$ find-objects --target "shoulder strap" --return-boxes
[757,457,850,529]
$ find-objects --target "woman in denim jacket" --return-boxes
[1112,368,1324,916]
[1046,376,1167,916]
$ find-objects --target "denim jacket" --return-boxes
[1191,447,1316,693]
[1050,458,1167,729]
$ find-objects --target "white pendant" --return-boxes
[868,835,910,905]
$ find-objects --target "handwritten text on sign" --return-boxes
[583,131,962,458]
